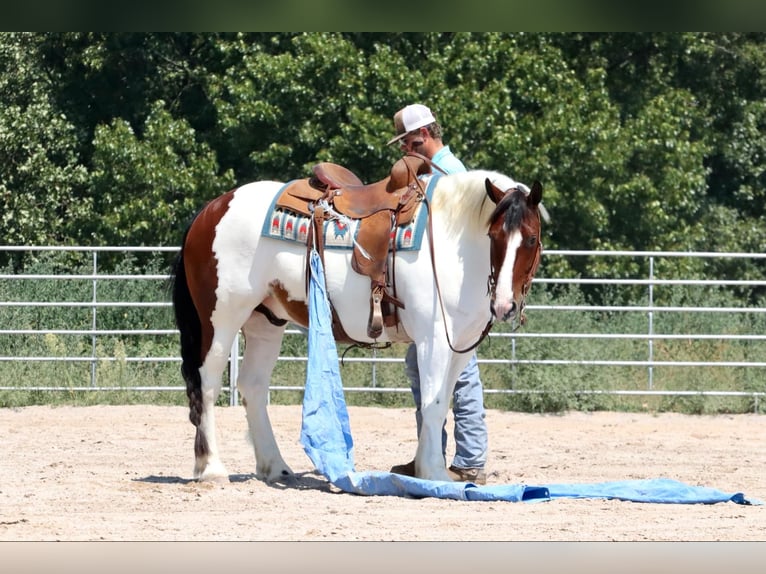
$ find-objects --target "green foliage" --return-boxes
[0,33,90,250]
[3,32,766,274]
[88,102,235,246]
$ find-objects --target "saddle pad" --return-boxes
[261,175,440,251]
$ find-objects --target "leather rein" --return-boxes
[408,152,494,354]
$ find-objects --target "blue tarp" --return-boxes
[301,249,761,506]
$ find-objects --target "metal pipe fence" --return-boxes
[1,246,765,410]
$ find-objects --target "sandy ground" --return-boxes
[0,404,763,541]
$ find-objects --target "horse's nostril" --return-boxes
[502,301,518,322]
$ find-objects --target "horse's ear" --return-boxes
[528,180,543,207]
[485,178,505,205]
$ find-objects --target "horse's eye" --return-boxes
[525,236,538,248]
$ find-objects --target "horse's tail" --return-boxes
[169,224,204,430]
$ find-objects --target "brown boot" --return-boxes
[448,465,487,485]
[389,459,416,477]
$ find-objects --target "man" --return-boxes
[387,103,488,485]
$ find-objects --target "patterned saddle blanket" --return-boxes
[261,175,439,252]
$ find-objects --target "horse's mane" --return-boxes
[430,170,521,237]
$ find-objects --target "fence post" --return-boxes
[90,251,98,387]
[371,347,377,387]
[648,256,655,390]
[511,336,517,389]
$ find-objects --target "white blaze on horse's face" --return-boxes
[493,229,523,321]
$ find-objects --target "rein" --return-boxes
[409,152,496,353]
[421,193,496,354]
[306,156,524,355]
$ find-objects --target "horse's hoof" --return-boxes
[209,474,231,485]
[257,463,295,485]
[268,469,296,486]
[418,468,453,483]
[195,460,230,483]
[197,472,230,484]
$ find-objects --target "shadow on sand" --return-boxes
[133,470,335,492]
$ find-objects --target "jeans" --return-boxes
[404,343,488,469]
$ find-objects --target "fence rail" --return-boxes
[1,246,765,410]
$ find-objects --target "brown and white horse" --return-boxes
[170,170,544,483]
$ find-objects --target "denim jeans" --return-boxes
[404,343,488,469]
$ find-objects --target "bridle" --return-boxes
[515,217,542,329]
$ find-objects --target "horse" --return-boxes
[170,168,544,483]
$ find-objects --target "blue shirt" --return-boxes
[431,145,467,175]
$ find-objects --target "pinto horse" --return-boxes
[170,169,544,483]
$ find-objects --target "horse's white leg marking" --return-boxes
[238,311,294,483]
[412,340,471,482]
[193,289,262,482]
[493,229,522,320]
[416,392,452,481]
[195,332,235,482]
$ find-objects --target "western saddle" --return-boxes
[274,154,432,339]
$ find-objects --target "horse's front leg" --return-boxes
[413,344,465,482]
[415,394,453,482]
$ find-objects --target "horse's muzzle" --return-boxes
[491,299,518,322]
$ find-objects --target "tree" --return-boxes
[0,33,89,256]
[2,32,764,295]
[87,101,234,247]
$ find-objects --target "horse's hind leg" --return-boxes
[237,310,294,483]
[193,327,240,482]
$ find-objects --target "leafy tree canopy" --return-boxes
[1,32,764,289]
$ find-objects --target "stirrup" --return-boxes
[367,288,384,339]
